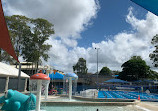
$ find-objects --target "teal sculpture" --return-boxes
[0,89,36,111]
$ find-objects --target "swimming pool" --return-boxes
[98,91,158,101]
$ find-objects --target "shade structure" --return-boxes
[49,72,64,80]
[0,0,18,62]
[64,73,78,79]
[131,0,158,16]
[0,62,29,78]
[30,73,50,80]
[104,79,128,83]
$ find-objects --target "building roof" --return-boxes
[11,62,48,70]
[0,62,29,78]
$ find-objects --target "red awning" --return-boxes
[0,0,19,62]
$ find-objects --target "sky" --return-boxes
[2,0,158,73]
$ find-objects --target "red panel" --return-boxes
[0,0,19,62]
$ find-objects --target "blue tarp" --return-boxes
[104,79,128,83]
[131,0,158,16]
[49,72,64,80]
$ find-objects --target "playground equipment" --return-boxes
[0,89,36,111]
[63,73,78,100]
[30,73,50,111]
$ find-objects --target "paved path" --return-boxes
[137,102,158,111]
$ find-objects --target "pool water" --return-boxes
[41,105,143,111]
[98,91,158,101]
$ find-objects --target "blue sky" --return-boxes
[3,0,158,72]
[79,0,148,48]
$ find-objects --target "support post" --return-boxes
[36,80,42,111]
[17,63,21,91]
[24,78,28,92]
[69,77,72,100]
[5,76,9,91]
[45,66,50,99]
[45,81,50,99]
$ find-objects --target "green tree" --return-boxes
[73,58,88,75]
[149,34,158,67]
[112,70,120,75]
[118,56,150,81]
[22,18,54,63]
[2,15,54,67]
[0,15,30,63]
[99,67,111,76]
[148,70,158,80]
[0,49,15,64]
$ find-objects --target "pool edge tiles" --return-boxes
[41,100,140,106]
[73,96,136,102]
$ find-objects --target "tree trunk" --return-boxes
[0,49,2,62]
[32,62,34,75]
[36,61,39,73]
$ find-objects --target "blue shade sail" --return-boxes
[131,0,158,16]
[49,72,64,80]
[64,73,78,79]
[104,79,128,83]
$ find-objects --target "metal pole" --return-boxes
[17,62,21,91]
[97,48,98,89]
[95,48,99,89]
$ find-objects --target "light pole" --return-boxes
[95,47,99,89]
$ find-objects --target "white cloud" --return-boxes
[3,0,99,47]
[3,1,158,73]
[86,8,158,72]
[46,8,158,73]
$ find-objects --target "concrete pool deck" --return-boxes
[41,95,158,111]
[136,102,158,111]
[41,95,139,106]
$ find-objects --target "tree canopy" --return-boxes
[73,58,88,75]
[118,56,150,81]
[0,15,54,64]
[99,67,111,76]
[149,34,158,67]
[148,70,158,80]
